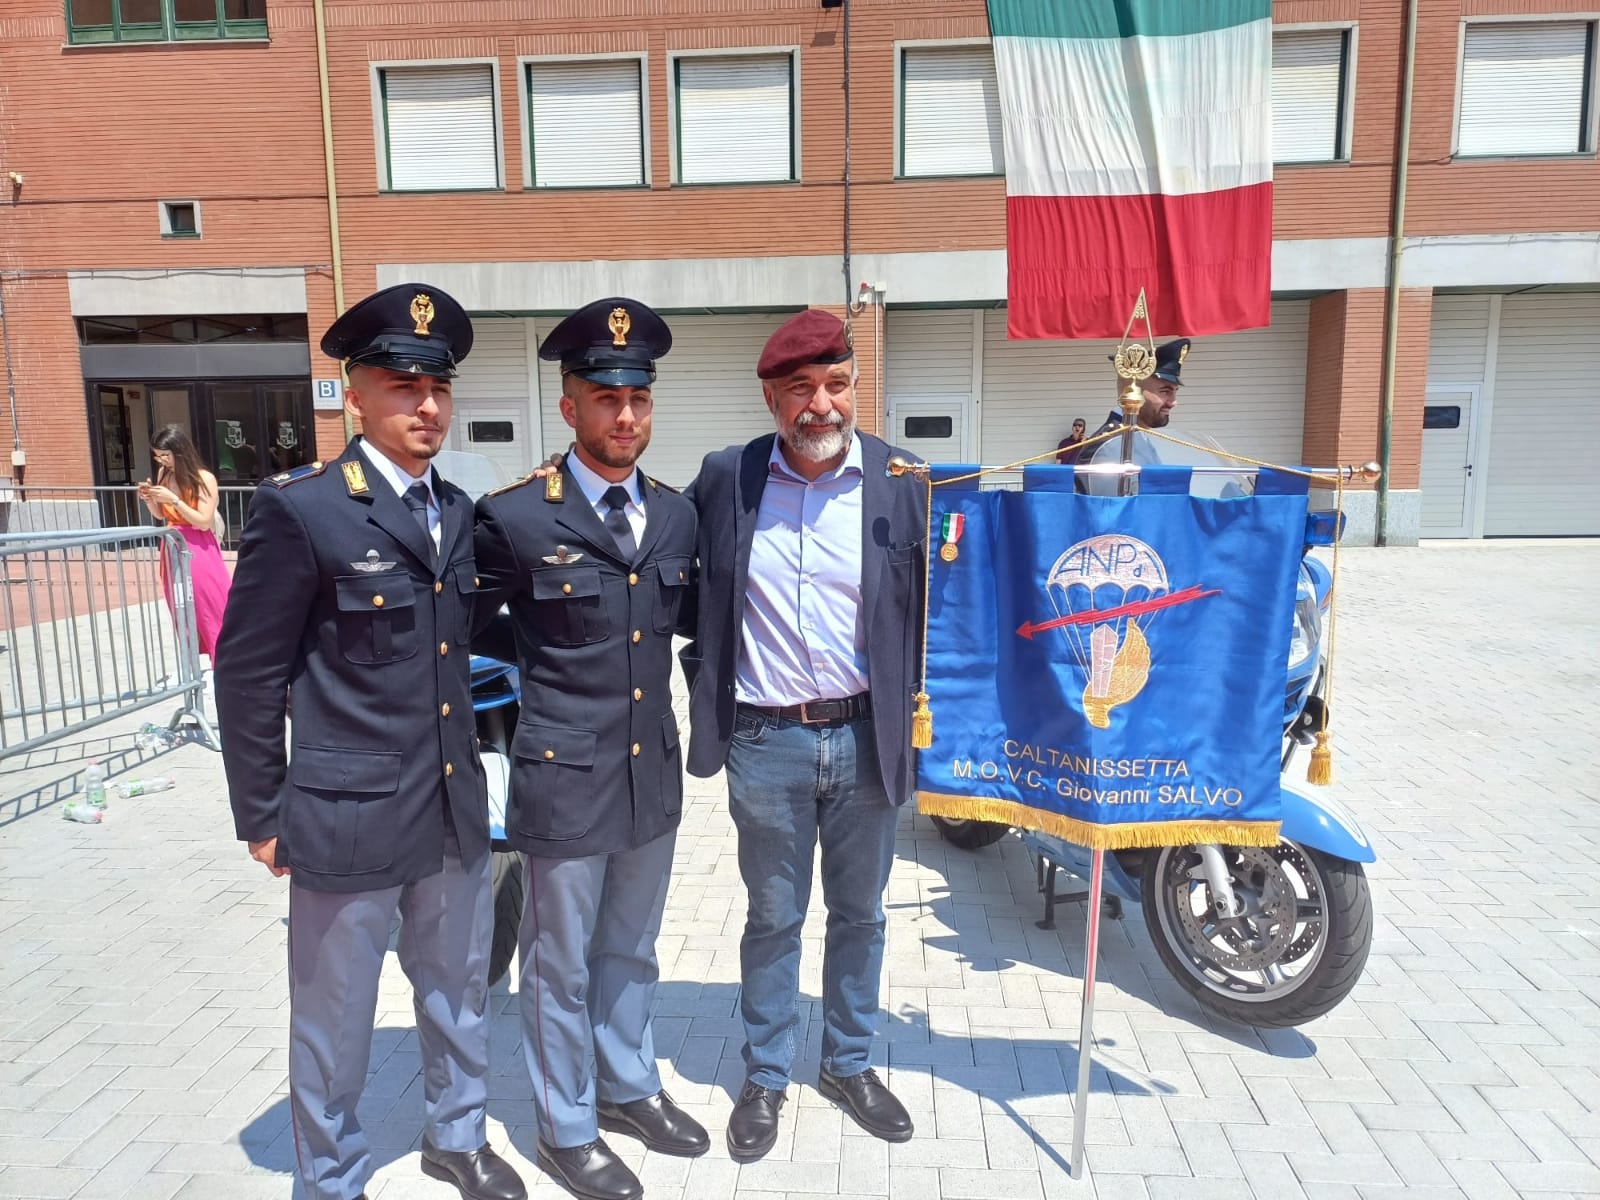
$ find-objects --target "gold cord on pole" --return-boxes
[1306,468,1343,785]
[910,473,936,749]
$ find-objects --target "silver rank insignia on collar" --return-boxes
[541,545,585,565]
[351,549,397,573]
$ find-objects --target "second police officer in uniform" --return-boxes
[215,285,526,1200]
[1080,336,1192,494]
[473,298,705,1200]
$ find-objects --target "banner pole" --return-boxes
[1070,846,1104,1178]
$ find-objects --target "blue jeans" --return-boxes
[725,708,901,1089]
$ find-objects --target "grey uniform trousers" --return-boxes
[518,828,676,1148]
[287,826,493,1200]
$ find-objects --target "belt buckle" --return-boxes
[797,701,832,726]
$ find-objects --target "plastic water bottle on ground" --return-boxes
[63,799,104,824]
[117,776,176,799]
[84,761,108,810]
[136,723,175,751]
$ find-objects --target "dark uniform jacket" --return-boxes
[473,461,697,860]
[680,432,928,805]
[215,438,488,894]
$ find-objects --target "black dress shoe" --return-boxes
[818,1067,914,1142]
[535,1137,642,1200]
[726,1080,787,1160]
[596,1090,710,1157]
[420,1143,528,1200]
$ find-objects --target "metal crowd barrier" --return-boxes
[0,526,219,760]
[0,484,258,552]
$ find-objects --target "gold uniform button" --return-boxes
[474,576,480,587]
[439,641,449,656]
[631,743,641,757]
[444,762,454,777]
[544,749,555,760]
[679,571,686,581]
[628,573,639,586]
[434,581,443,595]
[631,630,641,644]
[562,582,573,595]
[372,595,384,608]
[441,703,451,718]
[633,688,643,701]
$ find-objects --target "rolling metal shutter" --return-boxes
[1271,30,1346,163]
[383,65,499,191]
[978,301,1310,472]
[676,55,793,184]
[1484,293,1600,535]
[529,60,644,188]
[901,45,1004,177]
[447,318,537,480]
[1457,22,1593,157]
[534,312,791,489]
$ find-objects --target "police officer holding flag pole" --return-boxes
[215,284,526,1200]
[473,298,705,1200]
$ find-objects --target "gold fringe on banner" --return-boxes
[917,791,1284,851]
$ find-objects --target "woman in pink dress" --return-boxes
[139,425,232,665]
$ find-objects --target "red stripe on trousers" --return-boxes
[1004,183,1273,340]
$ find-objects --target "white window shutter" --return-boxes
[384,65,499,191]
[677,55,793,184]
[529,60,644,187]
[902,46,1003,177]
[1458,22,1591,157]
[1271,30,1345,163]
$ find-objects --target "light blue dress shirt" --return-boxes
[735,436,870,707]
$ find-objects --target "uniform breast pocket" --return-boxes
[528,564,609,647]
[334,576,418,664]
[652,555,691,634]
[451,558,477,645]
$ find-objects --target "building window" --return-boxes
[1457,21,1597,157]
[527,59,645,188]
[674,53,796,184]
[1271,29,1353,164]
[379,64,501,192]
[899,44,1003,178]
[78,314,310,345]
[66,0,267,44]
[160,200,200,238]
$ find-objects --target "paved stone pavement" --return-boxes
[1,541,1598,1200]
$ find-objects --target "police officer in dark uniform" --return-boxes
[473,298,704,1200]
[1080,337,1191,494]
[215,284,526,1200]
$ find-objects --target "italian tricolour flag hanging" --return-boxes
[988,1,1273,339]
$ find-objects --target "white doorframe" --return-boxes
[523,317,545,465]
[1465,293,1502,540]
[1422,382,1483,538]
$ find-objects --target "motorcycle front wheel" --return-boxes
[1140,839,1371,1028]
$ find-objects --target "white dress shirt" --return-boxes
[358,438,440,550]
[566,451,647,544]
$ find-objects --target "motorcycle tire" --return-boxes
[929,815,1011,851]
[488,850,524,989]
[1140,840,1371,1028]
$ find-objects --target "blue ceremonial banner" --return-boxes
[915,465,1309,849]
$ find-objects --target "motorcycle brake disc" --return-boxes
[1273,842,1325,964]
[1176,846,1298,974]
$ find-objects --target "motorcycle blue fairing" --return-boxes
[1278,782,1376,862]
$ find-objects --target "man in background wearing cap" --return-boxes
[680,309,926,1157]
[1081,336,1191,494]
[474,298,704,1200]
[215,285,526,1200]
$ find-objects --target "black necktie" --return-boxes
[402,482,434,561]
[602,485,636,560]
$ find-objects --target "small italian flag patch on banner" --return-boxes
[988,0,1274,339]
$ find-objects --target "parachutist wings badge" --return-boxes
[351,549,396,573]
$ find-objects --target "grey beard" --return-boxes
[780,415,854,463]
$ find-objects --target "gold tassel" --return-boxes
[1306,730,1333,785]
[911,691,933,749]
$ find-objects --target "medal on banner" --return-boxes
[939,512,965,562]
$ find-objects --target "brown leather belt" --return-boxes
[742,693,872,726]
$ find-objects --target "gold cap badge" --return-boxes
[410,293,435,337]
[1178,342,1189,365]
[608,306,631,348]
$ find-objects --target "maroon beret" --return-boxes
[756,309,853,380]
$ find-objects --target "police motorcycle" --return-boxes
[928,433,1376,1028]
[431,451,525,986]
